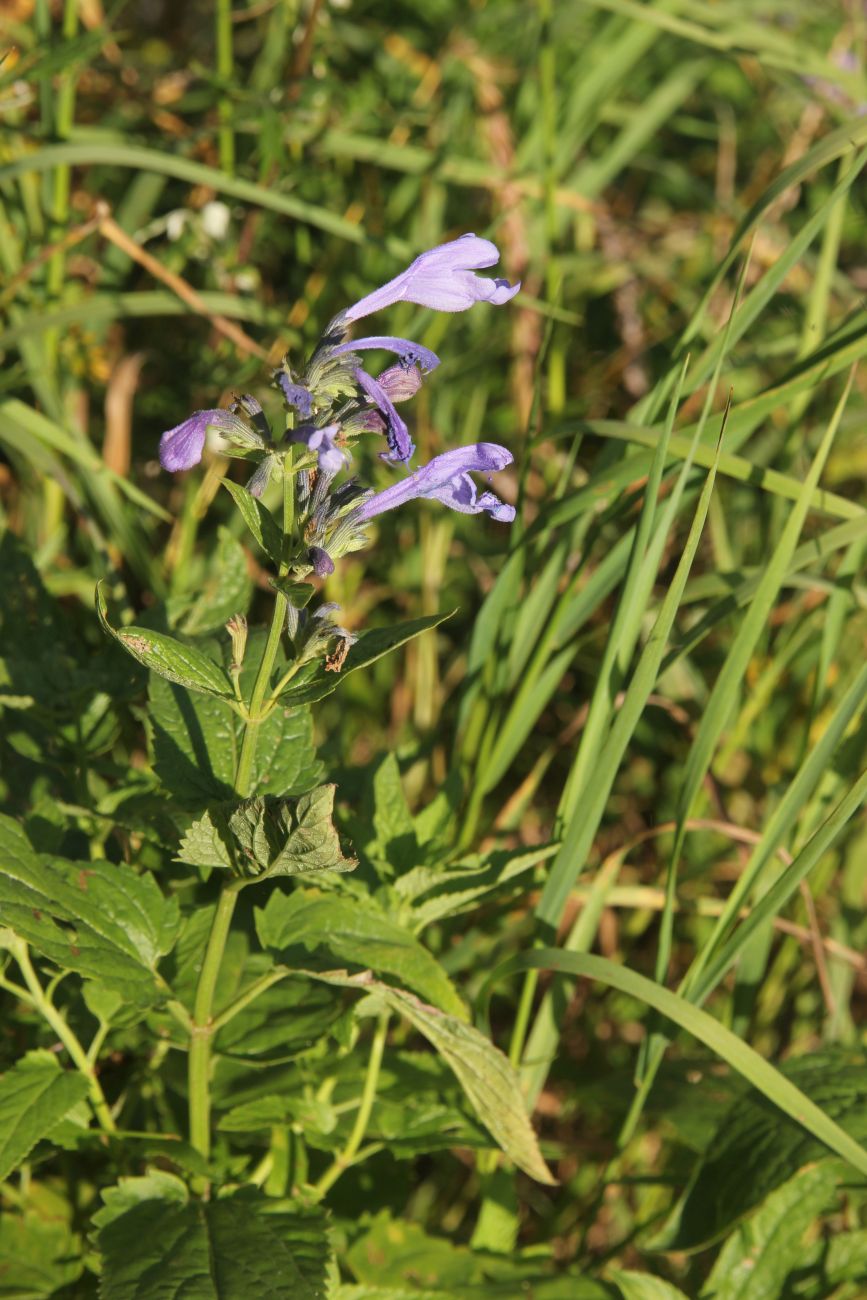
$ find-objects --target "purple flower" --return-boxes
[159,408,247,472]
[377,364,422,403]
[355,368,415,463]
[289,423,348,476]
[343,235,520,322]
[277,373,313,417]
[330,335,440,372]
[309,545,335,577]
[358,443,515,523]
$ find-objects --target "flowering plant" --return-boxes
[0,232,561,1289]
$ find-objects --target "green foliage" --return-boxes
[178,786,356,878]
[659,1051,867,1249]
[0,814,180,1005]
[256,890,467,1018]
[95,1177,329,1300]
[0,1051,90,1181]
[149,665,322,804]
[1,0,867,1291]
[97,581,237,698]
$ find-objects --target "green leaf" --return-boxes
[0,814,181,1005]
[95,1182,330,1300]
[217,1093,337,1137]
[0,1204,83,1295]
[270,577,316,607]
[177,787,354,878]
[611,1274,689,1300]
[96,582,234,698]
[149,670,322,805]
[176,807,235,871]
[233,786,356,878]
[655,1051,867,1250]
[351,753,419,880]
[221,478,284,566]
[486,952,867,1199]
[174,527,254,637]
[380,987,554,1186]
[397,843,559,931]
[697,1162,842,1294]
[0,1050,90,1180]
[278,611,456,706]
[256,889,467,1019]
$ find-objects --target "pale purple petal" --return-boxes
[344,234,520,322]
[290,423,349,476]
[358,443,515,523]
[377,364,423,403]
[159,409,239,472]
[355,368,415,463]
[277,373,313,417]
[330,335,440,372]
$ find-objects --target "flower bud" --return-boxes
[226,614,248,670]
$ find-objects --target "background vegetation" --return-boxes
[1,0,867,1295]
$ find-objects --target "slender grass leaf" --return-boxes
[483,951,867,1180]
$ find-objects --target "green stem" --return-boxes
[216,0,235,175]
[210,966,292,1033]
[234,591,288,797]
[47,0,79,302]
[235,459,299,785]
[188,879,243,1163]
[313,1012,389,1198]
[12,940,116,1134]
[187,459,299,1174]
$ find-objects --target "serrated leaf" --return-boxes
[263,786,355,877]
[177,808,235,870]
[277,610,456,706]
[357,753,419,879]
[0,1050,91,1180]
[655,1050,867,1250]
[178,788,354,878]
[256,889,467,1019]
[222,477,284,565]
[698,1162,842,1297]
[382,987,555,1186]
[149,648,322,806]
[96,1184,329,1300]
[96,582,234,697]
[0,814,181,1005]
